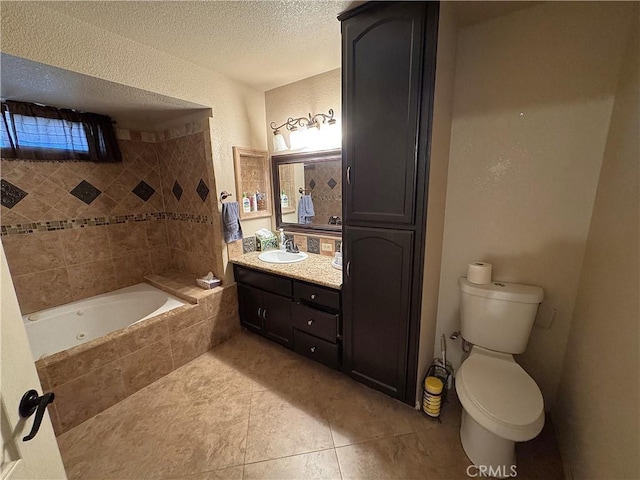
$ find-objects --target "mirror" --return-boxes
[273,149,342,233]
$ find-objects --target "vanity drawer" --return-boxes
[234,265,292,297]
[293,281,340,311]
[292,302,338,343]
[294,329,339,370]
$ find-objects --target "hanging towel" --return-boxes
[222,201,243,243]
[298,195,315,224]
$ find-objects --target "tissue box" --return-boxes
[255,229,279,252]
[196,278,221,289]
[257,236,278,251]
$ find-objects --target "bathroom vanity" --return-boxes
[231,252,342,370]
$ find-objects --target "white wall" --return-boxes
[435,2,634,407]
[554,16,639,479]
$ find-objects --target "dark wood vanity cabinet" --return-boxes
[234,264,341,369]
[235,266,293,346]
[340,1,439,404]
[342,227,414,395]
[291,282,341,369]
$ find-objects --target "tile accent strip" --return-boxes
[1,212,212,236]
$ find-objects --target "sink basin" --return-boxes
[258,250,308,264]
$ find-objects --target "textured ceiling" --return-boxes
[44,0,350,92]
[2,1,540,129]
[1,54,209,130]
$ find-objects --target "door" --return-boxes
[342,226,413,400]
[237,284,264,333]
[1,245,66,479]
[262,291,292,347]
[342,1,426,226]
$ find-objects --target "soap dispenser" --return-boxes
[242,193,251,213]
[333,242,343,268]
[279,228,287,251]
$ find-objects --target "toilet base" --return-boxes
[460,409,517,479]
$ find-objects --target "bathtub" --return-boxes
[23,283,187,360]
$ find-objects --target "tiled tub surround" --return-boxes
[158,127,220,277]
[1,133,163,226]
[2,220,171,314]
[1,120,222,313]
[36,281,240,435]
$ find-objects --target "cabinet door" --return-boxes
[342,2,426,226]
[238,284,264,332]
[262,291,292,347]
[342,226,413,399]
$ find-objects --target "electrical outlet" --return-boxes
[321,242,333,252]
[534,303,556,329]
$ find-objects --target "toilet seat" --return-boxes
[457,349,544,442]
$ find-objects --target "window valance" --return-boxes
[1,101,122,162]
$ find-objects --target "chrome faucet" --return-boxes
[284,238,299,253]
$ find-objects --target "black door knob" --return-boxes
[19,389,55,442]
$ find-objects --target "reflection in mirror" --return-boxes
[273,149,341,233]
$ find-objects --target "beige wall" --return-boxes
[435,2,634,407]
[554,19,639,480]
[264,69,342,238]
[1,1,269,283]
[416,2,457,405]
[265,69,341,155]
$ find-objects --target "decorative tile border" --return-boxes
[1,211,212,236]
[164,212,213,225]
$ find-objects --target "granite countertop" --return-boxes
[231,251,343,290]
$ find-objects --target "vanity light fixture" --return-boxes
[272,129,288,152]
[270,109,337,152]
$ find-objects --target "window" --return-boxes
[1,101,121,162]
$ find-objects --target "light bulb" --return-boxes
[272,132,288,152]
[289,128,307,150]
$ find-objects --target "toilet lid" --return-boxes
[458,354,543,428]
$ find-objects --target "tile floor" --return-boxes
[57,331,564,479]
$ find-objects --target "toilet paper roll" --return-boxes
[467,262,493,284]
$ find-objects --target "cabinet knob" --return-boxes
[307,319,314,326]
[310,346,316,353]
[311,294,317,300]
[257,307,262,318]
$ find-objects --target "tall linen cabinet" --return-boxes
[340,1,439,405]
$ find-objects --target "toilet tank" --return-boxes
[459,278,543,354]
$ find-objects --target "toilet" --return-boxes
[456,277,544,477]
